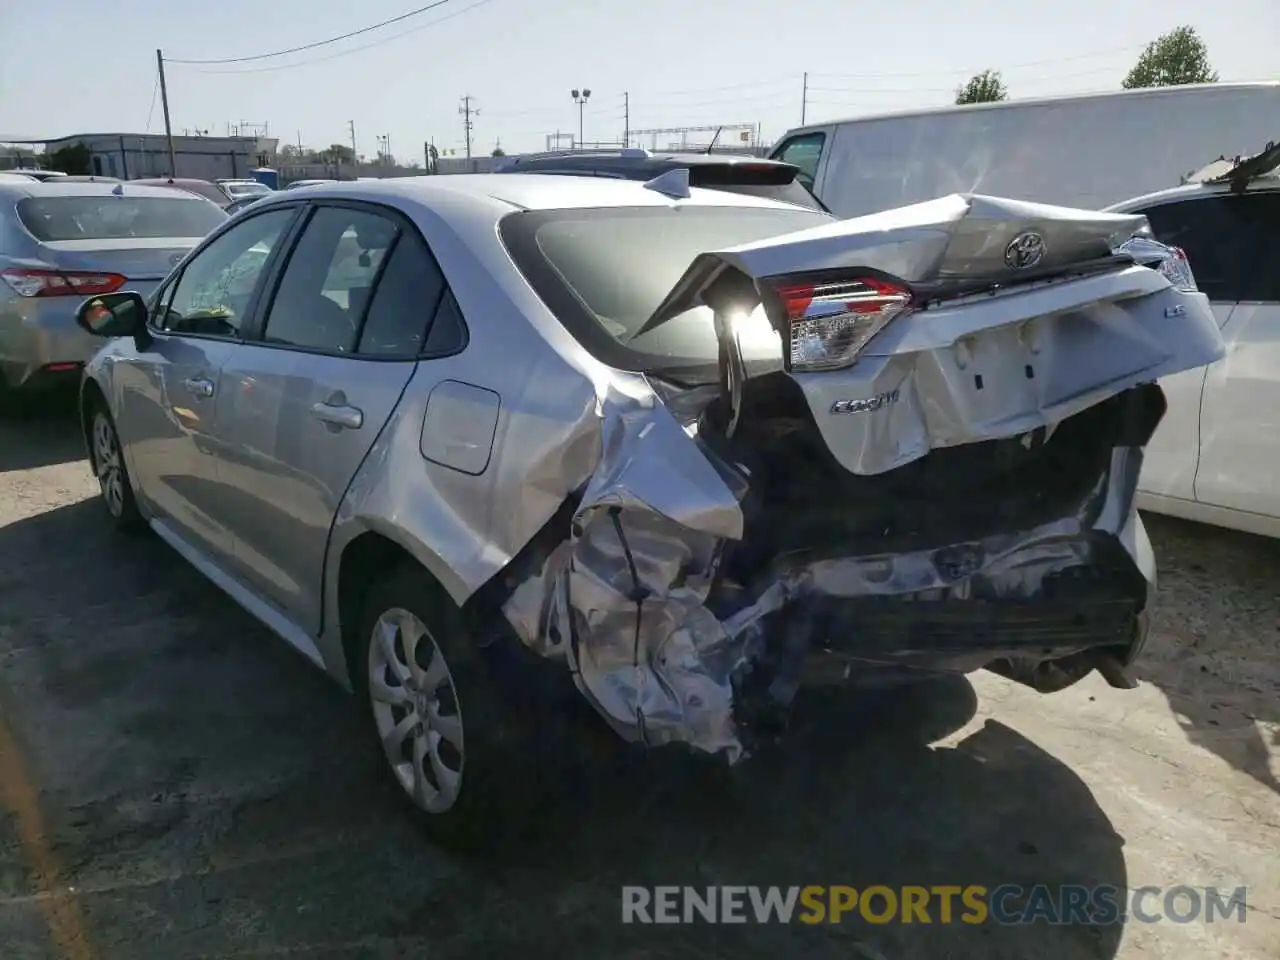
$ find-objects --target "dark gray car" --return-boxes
[497,148,827,210]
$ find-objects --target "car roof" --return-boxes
[1107,171,1280,211]
[504,150,794,170]
[262,172,802,212]
[0,181,221,201]
[132,177,214,187]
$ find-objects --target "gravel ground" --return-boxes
[0,395,1276,960]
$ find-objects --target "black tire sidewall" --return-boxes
[89,403,143,532]
[354,564,547,845]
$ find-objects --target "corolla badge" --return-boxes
[1004,230,1046,270]
[830,388,900,415]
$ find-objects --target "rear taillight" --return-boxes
[1154,246,1197,293]
[774,277,912,372]
[1116,236,1198,293]
[0,268,126,299]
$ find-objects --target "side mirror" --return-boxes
[76,292,147,337]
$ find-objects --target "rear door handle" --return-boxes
[310,401,364,430]
[183,377,215,398]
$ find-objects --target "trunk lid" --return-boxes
[643,192,1226,476]
[38,238,200,281]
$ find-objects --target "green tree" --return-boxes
[491,147,506,157]
[1123,26,1218,89]
[44,141,92,175]
[321,144,355,165]
[955,69,1008,105]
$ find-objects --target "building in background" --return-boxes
[2,132,279,180]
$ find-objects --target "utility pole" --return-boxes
[155,50,177,178]
[801,72,808,125]
[348,120,357,162]
[623,91,630,148]
[459,96,478,161]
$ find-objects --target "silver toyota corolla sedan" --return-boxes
[71,173,1224,836]
[0,181,227,394]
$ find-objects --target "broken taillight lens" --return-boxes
[1116,236,1198,293]
[774,277,912,372]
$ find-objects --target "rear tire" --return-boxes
[354,564,564,849]
[88,402,144,533]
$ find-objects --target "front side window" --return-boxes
[17,195,228,241]
[261,207,398,353]
[771,133,826,190]
[1139,193,1277,302]
[157,209,294,337]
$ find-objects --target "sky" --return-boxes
[1,0,1276,161]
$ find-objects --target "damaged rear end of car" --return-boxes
[492,192,1225,763]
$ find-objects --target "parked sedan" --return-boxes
[72,175,1222,837]
[216,179,273,202]
[0,182,227,393]
[499,147,826,210]
[131,178,232,208]
[224,195,267,216]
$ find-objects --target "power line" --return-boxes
[182,0,500,75]
[166,0,475,65]
[183,0,499,75]
[144,75,159,132]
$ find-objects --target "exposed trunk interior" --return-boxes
[694,374,1165,707]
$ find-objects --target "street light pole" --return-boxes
[570,87,592,149]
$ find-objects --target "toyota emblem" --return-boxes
[1004,230,1046,270]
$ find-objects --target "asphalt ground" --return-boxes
[1,394,1276,959]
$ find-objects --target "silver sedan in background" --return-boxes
[71,175,1222,843]
[1,182,227,394]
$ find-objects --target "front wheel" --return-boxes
[89,404,144,532]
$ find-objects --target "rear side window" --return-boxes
[1139,193,1278,302]
[356,231,449,357]
[16,196,228,241]
[771,133,826,190]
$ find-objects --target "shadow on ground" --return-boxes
[0,388,84,473]
[1138,512,1280,797]
[0,497,1133,959]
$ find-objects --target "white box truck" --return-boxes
[771,82,1280,217]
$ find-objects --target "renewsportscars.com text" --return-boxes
[621,885,1248,925]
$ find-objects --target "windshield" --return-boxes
[16,195,228,241]
[501,205,832,380]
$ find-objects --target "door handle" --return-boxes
[183,377,215,398]
[310,401,364,430]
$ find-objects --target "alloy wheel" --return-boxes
[92,411,125,518]
[367,607,465,813]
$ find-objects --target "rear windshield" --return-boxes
[17,196,227,242]
[501,205,832,381]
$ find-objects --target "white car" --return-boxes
[1108,142,1280,538]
